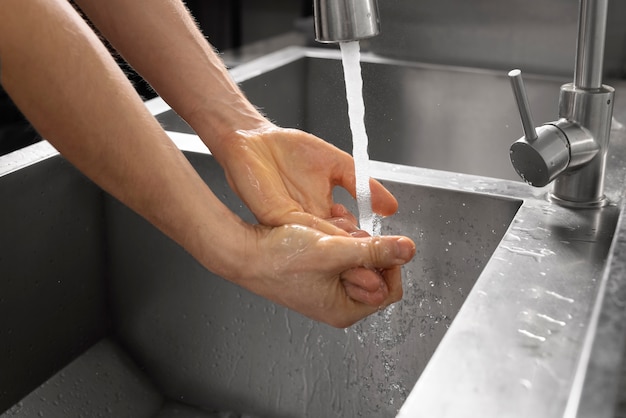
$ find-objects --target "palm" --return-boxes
[212,126,398,232]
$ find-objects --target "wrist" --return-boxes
[189,213,259,283]
[191,96,266,130]
[185,89,272,151]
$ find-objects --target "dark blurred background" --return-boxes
[0,0,312,156]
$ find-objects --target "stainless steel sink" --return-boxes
[104,155,520,418]
[0,147,519,418]
[3,46,626,418]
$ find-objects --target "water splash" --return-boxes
[500,245,555,262]
[544,290,575,303]
[350,305,408,412]
[519,378,533,390]
[518,329,546,342]
[536,313,566,327]
[339,41,380,236]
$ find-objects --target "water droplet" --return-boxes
[518,329,546,342]
[520,379,533,389]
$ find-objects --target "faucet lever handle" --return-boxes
[508,69,538,141]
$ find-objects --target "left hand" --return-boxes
[208,124,399,235]
[239,222,414,328]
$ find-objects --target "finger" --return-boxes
[330,203,358,225]
[350,230,370,238]
[280,211,350,236]
[330,203,369,235]
[326,217,361,234]
[370,178,399,216]
[341,266,403,316]
[342,281,387,307]
[326,235,414,270]
[333,165,399,218]
[346,236,416,269]
[330,267,404,328]
[341,267,387,293]
[329,203,378,236]
[319,235,415,283]
[326,204,361,234]
[380,265,404,303]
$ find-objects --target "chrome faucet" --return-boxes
[313,0,380,43]
[508,0,614,208]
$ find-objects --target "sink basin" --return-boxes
[156,47,565,182]
[0,148,519,418]
[3,46,626,417]
[106,155,521,417]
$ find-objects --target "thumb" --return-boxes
[331,235,416,270]
[370,178,399,217]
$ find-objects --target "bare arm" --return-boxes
[72,0,400,227]
[72,0,266,142]
[0,0,415,327]
[0,0,250,280]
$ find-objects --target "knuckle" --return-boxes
[367,236,387,265]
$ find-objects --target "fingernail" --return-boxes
[396,237,415,262]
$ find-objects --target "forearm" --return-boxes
[0,0,252,281]
[73,0,269,149]
[67,0,403,230]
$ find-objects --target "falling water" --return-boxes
[340,41,405,414]
[339,41,380,236]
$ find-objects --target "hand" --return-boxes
[240,223,416,328]
[209,124,404,309]
[208,124,398,235]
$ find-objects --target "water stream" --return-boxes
[340,41,405,413]
[339,41,380,236]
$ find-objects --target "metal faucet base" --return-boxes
[548,192,609,209]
